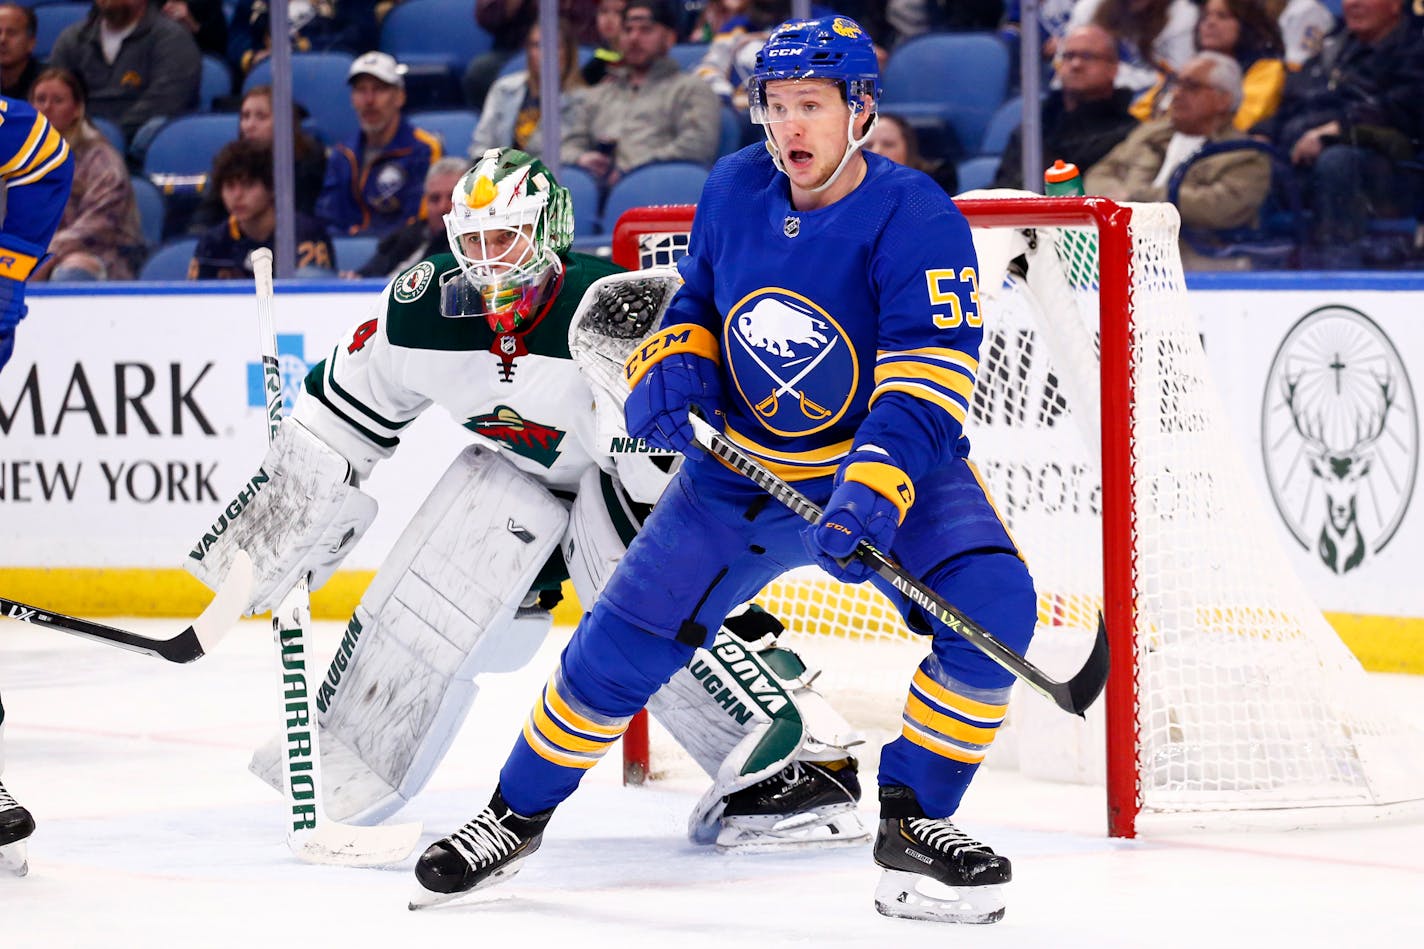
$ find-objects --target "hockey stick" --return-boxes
[251,249,422,867]
[0,552,252,663]
[687,414,1110,717]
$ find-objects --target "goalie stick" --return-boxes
[251,249,422,867]
[0,552,252,663]
[687,414,1110,717]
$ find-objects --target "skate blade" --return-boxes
[407,862,526,911]
[716,806,869,853]
[0,840,29,877]
[873,869,1005,924]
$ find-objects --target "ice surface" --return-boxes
[2,619,1422,947]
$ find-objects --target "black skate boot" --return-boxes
[0,778,36,876]
[717,758,868,851]
[409,788,553,909]
[872,785,1011,923]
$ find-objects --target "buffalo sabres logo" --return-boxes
[831,17,862,38]
[725,290,857,437]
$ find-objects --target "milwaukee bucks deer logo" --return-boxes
[1262,306,1418,574]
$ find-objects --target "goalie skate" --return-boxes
[409,789,552,910]
[872,812,1011,924]
[716,760,868,853]
[0,779,35,876]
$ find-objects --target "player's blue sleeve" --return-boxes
[2,96,75,350]
[658,157,735,335]
[853,201,982,485]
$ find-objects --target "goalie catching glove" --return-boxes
[804,446,912,584]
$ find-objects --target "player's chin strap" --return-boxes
[763,109,878,195]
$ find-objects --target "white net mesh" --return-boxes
[615,201,1424,828]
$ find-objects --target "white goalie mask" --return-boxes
[444,147,575,333]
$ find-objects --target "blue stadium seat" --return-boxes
[979,96,1023,158]
[955,156,1000,194]
[601,162,709,234]
[129,175,166,247]
[668,43,708,72]
[139,238,199,281]
[380,0,493,72]
[407,110,480,158]
[142,114,238,179]
[717,105,744,158]
[91,116,124,152]
[34,3,88,59]
[882,33,1011,159]
[560,164,601,236]
[200,55,233,111]
[245,52,358,145]
[332,235,380,272]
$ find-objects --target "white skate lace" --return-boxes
[0,781,18,811]
[906,817,990,858]
[447,808,523,869]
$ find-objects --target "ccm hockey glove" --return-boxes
[623,323,723,453]
[803,447,914,584]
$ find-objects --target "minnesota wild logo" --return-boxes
[463,405,566,468]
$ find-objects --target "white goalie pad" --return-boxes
[185,417,377,614]
[569,269,685,505]
[644,613,864,846]
[250,444,568,823]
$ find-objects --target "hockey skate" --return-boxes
[872,787,1010,924]
[716,759,869,852]
[409,788,552,910]
[0,779,35,876]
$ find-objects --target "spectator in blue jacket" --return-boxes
[316,51,445,237]
[229,0,378,78]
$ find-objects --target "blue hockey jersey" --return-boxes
[661,146,983,489]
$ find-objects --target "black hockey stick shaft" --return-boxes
[687,415,1109,716]
[0,550,252,664]
[0,597,205,662]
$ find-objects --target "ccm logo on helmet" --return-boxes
[768,48,799,56]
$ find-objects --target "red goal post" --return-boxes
[608,198,1424,838]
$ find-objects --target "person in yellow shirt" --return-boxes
[1133,0,1287,131]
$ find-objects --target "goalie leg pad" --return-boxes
[186,417,377,614]
[645,611,868,849]
[563,465,647,610]
[251,444,568,823]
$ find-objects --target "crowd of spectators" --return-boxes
[13,0,1424,279]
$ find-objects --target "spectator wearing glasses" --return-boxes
[1065,0,1199,93]
[992,24,1138,189]
[1132,0,1286,132]
[1086,51,1270,267]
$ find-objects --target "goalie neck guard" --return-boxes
[444,148,575,333]
[747,16,881,195]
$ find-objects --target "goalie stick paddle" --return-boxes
[0,551,253,663]
[687,414,1110,717]
[251,248,422,867]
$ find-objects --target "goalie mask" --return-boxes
[748,16,881,194]
[444,148,575,333]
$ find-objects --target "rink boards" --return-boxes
[2,275,1421,672]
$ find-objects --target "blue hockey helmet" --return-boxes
[747,16,881,126]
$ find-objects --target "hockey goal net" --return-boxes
[609,197,1424,837]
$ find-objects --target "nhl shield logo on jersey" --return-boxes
[725,290,857,436]
[393,261,435,303]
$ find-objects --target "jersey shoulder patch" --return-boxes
[392,259,437,303]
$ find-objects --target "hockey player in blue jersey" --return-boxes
[1,92,74,874]
[0,93,72,375]
[412,16,1037,923]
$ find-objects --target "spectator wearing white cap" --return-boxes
[316,51,445,237]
